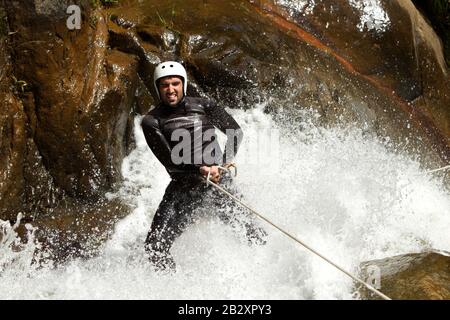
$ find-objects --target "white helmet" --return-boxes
[153,61,188,100]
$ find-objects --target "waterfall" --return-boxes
[1,103,448,299]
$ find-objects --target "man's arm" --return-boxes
[205,100,244,164]
[141,114,174,169]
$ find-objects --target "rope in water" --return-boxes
[424,164,450,174]
[205,168,391,300]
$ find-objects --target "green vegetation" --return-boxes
[12,76,28,93]
[156,5,181,35]
[89,15,98,28]
[413,0,450,67]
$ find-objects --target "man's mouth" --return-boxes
[167,93,177,101]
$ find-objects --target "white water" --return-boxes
[348,0,391,33]
[1,104,449,299]
[274,0,391,33]
[274,0,316,16]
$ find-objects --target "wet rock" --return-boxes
[358,251,450,300]
[1,1,139,220]
[0,9,49,221]
[0,93,27,221]
[253,0,450,161]
[107,21,162,99]
[13,197,131,264]
[412,0,450,67]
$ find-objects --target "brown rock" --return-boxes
[0,93,27,220]
[358,251,450,300]
[252,0,450,161]
[12,197,131,264]
[0,9,31,220]
[1,1,139,220]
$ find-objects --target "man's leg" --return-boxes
[145,179,204,271]
[144,181,179,271]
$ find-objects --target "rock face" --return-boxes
[412,0,450,67]
[252,0,450,161]
[359,251,450,300]
[1,1,139,221]
[0,0,449,253]
[0,5,29,220]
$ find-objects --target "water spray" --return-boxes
[205,169,392,300]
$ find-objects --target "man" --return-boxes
[141,61,266,271]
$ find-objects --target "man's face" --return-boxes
[158,76,184,107]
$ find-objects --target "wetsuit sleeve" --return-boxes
[141,114,174,169]
[205,101,244,164]
[141,114,201,174]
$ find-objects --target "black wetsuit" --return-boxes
[141,97,266,270]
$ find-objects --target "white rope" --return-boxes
[424,164,450,174]
[205,172,391,300]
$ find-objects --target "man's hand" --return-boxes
[199,165,221,183]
